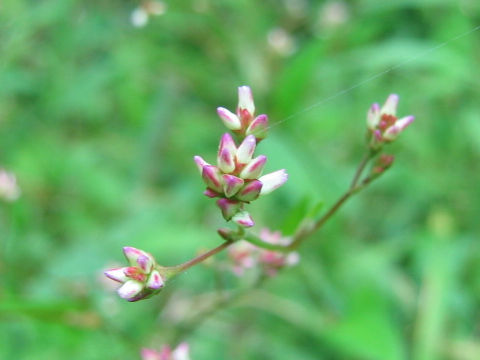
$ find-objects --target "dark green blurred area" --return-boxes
[1,0,480,359]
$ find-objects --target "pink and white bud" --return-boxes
[201,165,223,193]
[203,188,220,198]
[193,156,210,174]
[366,103,380,130]
[217,107,242,130]
[232,211,255,228]
[217,133,237,173]
[146,270,164,290]
[104,268,129,283]
[383,115,415,141]
[381,94,399,116]
[236,135,257,164]
[216,198,242,220]
[123,246,155,270]
[236,180,263,202]
[237,86,255,117]
[258,169,288,195]
[117,280,144,301]
[222,174,244,198]
[245,114,268,140]
[239,155,267,179]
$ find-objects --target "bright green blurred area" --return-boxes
[1,0,480,359]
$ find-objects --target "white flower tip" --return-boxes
[117,280,144,300]
[217,107,241,130]
[237,86,255,114]
[193,155,208,173]
[382,94,399,115]
[104,268,127,283]
[236,135,257,164]
[399,115,415,128]
[259,169,288,195]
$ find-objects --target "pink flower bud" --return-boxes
[239,155,267,179]
[237,86,255,117]
[146,270,164,290]
[381,94,399,116]
[232,211,255,227]
[222,174,244,198]
[201,165,223,193]
[236,180,262,202]
[216,198,242,220]
[104,268,129,283]
[217,133,237,173]
[203,188,220,198]
[117,280,144,301]
[366,103,380,130]
[217,107,242,130]
[193,155,209,174]
[236,135,257,164]
[123,247,155,270]
[383,115,415,141]
[245,114,268,140]
[258,169,288,195]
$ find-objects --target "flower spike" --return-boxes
[195,86,288,226]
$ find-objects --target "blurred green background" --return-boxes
[1,0,480,359]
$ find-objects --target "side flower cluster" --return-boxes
[194,86,288,228]
[104,247,164,302]
[228,228,299,277]
[367,94,414,148]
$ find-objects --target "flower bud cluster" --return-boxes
[141,343,190,360]
[228,228,299,276]
[367,94,414,148]
[194,86,288,228]
[217,86,269,141]
[104,247,165,302]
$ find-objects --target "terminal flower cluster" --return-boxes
[367,94,414,148]
[194,86,288,228]
[104,247,164,302]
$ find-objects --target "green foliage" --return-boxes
[1,0,480,359]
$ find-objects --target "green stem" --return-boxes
[350,151,373,190]
[288,151,376,250]
[165,241,233,278]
